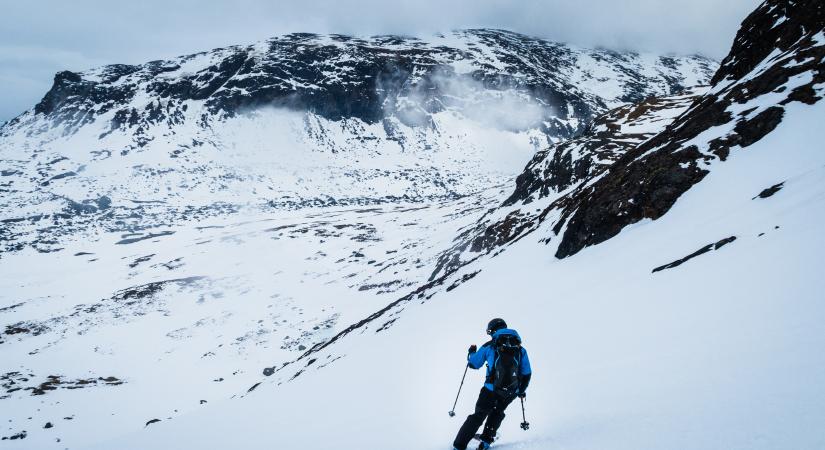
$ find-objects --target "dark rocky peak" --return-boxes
[712,0,824,84]
[7,29,715,142]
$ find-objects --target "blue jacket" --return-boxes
[467,328,532,393]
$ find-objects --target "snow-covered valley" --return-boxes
[0,184,516,446]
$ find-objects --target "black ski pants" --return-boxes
[453,387,516,449]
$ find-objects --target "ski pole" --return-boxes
[448,364,469,417]
[519,397,530,430]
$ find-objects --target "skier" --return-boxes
[453,318,532,450]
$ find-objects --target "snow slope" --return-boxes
[86,99,825,450]
[65,2,825,448]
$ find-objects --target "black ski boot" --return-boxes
[473,433,496,449]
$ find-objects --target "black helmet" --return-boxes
[486,318,507,335]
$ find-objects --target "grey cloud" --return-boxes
[0,0,761,122]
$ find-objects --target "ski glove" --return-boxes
[468,345,477,353]
[518,392,527,399]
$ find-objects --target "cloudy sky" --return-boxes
[1,0,760,123]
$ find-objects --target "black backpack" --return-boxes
[489,333,522,397]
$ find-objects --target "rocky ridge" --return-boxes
[429,0,824,280]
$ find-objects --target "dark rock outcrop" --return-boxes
[554,0,823,258]
[652,236,737,273]
[753,182,785,199]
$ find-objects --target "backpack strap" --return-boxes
[486,351,499,385]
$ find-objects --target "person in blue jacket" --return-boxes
[453,318,532,450]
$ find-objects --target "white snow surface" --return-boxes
[19,97,818,450]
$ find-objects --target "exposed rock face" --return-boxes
[503,87,707,206]
[711,0,824,85]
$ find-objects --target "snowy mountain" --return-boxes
[2,1,824,448]
[0,30,713,255]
